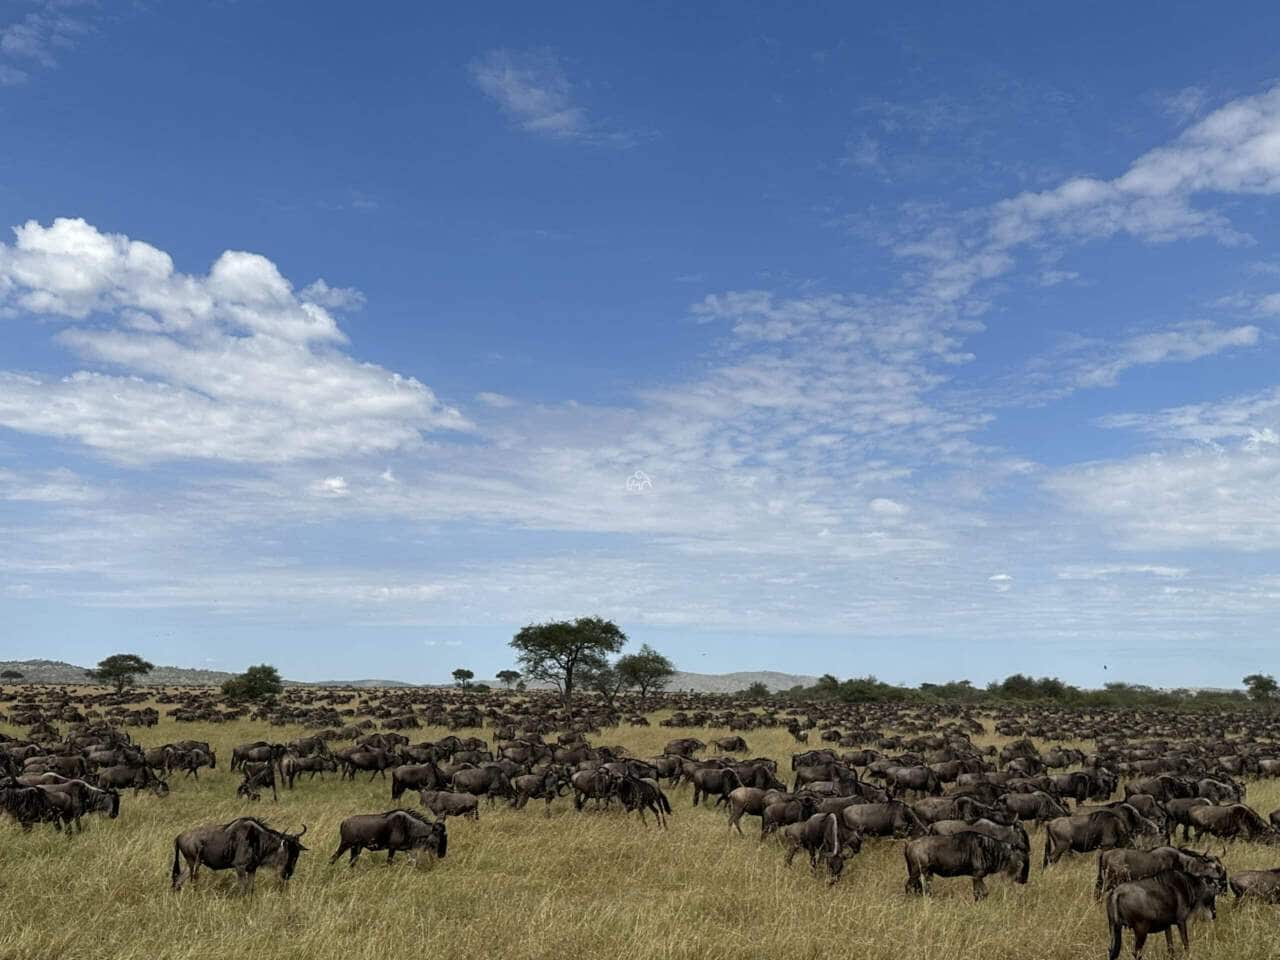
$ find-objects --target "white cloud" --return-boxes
[988,573,1013,592]
[0,4,90,87]
[1057,564,1188,581]
[476,391,516,408]
[0,467,96,503]
[469,49,589,140]
[0,218,469,464]
[300,279,365,311]
[1069,322,1259,388]
[313,476,349,497]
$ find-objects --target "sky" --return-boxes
[2,2,1280,686]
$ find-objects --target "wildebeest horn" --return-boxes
[294,824,308,838]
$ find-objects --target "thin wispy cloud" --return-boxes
[468,48,642,145]
[0,2,92,87]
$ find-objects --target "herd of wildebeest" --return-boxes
[5,686,1280,958]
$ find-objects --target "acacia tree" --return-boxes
[510,616,627,705]
[85,653,154,693]
[1244,674,1278,702]
[222,664,283,702]
[0,669,23,681]
[615,644,676,706]
[452,667,475,691]
[496,669,521,689]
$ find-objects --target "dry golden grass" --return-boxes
[2,707,1279,960]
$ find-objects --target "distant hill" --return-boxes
[0,659,415,688]
[0,658,814,693]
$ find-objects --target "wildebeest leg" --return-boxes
[972,875,987,901]
[329,842,351,865]
[1131,926,1147,960]
[348,844,363,866]
[271,782,278,802]
[783,841,799,866]
[387,849,395,863]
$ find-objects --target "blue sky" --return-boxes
[3,2,1280,686]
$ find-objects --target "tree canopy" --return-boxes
[510,616,627,704]
[221,664,283,702]
[496,669,521,689]
[615,644,676,703]
[1244,673,1278,702]
[452,667,475,691]
[85,653,154,693]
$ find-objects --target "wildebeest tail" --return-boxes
[1105,889,1122,960]
[825,814,839,857]
[170,837,182,889]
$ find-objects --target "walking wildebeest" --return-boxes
[171,817,308,893]
[237,761,278,802]
[1229,868,1280,902]
[1043,810,1136,868]
[36,780,119,832]
[419,790,480,820]
[1187,804,1279,843]
[904,832,1029,900]
[389,762,445,800]
[839,800,927,838]
[97,764,169,797]
[329,809,447,866]
[781,813,861,882]
[1105,870,1221,960]
[282,754,338,789]
[617,775,672,828]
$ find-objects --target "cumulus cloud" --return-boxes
[0,218,469,464]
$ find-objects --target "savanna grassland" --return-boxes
[3,697,1280,960]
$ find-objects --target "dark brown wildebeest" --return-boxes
[839,800,926,839]
[1187,803,1279,843]
[781,813,861,883]
[0,780,59,830]
[690,766,742,808]
[1165,797,1210,840]
[997,790,1068,828]
[97,764,169,797]
[761,795,820,838]
[712,736,748,754]
[617,775,673,829]
[24,754,87,780]
[1043,810,1136,868]
[451,766,514,805]
[886,765,942,799]
[171,817,308,892]
[389,762,445,800]
[1106,870,1220,960]
[329,809,447,867]
[904,832,1028,900]
[571,768,616,811]
[662,738,705,758]
[928,818,1029,855]
[237,762,278,802]
[511,768,567,814]
[726,786,791,835]
[281,754,337,789]
[1229,868,1280,902]
[36,780,119,832]
[340,748,399,781]
[230,742,285,773]
[1095,846,1226,899]
[913,796,1008,826]
[418,790,480,820]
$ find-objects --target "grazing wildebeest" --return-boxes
[172,818,308,892]
[97,764,169,797]
[713,736,748,754]
[329,809,447,866]
[1229,868,1280,902]
[782,813,861,882]
[1096,846,1226,899]
[662,738,705,758]
[1188,803,1279,843]
[282,754,338,789]
[1165,797,1211,840]
[418,790,480,820]
[840,800,926,839]
[36,780,119,832]
[1106,870,1220,960]
[237,761,278,802]
[389,762,445,800]
[904,832,1028,900]
[886,765,942,799]
[1043,810,1135,868]
[341,748,399,781]
[913,796,1009,826]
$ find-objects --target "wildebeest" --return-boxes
[340,748,399,781]
[998,790,1069,828]
[617,775,672,829]
[172,817,308,892]
[511,768,568,814]
[389,762,445,800]
[451,766,514,805]
[1187,804,1279,843]
[419,789,480,820]
[36,779,120,832]
[1106,870,1220,960]
[97,764,169,798]
[237,762,278,802]
[781,813,861,882]
[762,795,820,838]
[1229,868,1280,902]
[0,780,59,830]
[905,832,1028,900]
[281,754,338,789]
[230,742,285,773]
[690,765,742,807]
[929,818,1029,855]
[713,736,748,754]
[1043,810,1135,868]
[1095,846,1226,899]
[839,800,926,839]
[329,809,447,866]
